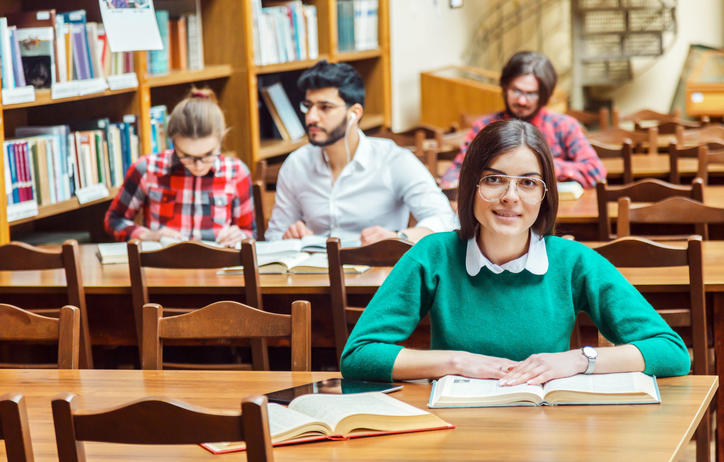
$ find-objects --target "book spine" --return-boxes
[0,18,16,88]
[8,28,26,87]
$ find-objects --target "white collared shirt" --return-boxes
[465,231,549,276]
[266,130,457,241]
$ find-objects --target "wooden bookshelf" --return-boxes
[0,0,391,244]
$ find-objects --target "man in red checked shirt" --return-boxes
[104,88,254,247]
[440,51,606,189]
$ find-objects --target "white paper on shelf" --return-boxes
[107,73,139,90]
[77,77,108,96]
[99,0,163,52]
[51,81,79,100]
[1,86,36,105]
[7,201,39,222]
[76,183,110,204]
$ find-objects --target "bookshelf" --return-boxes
[0,0,390,244]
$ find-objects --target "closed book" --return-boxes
[557,181,584,200]
[0,18,15,88]
[261,82,305,140]
[15,27,55,88]
[61,10,94,79]
[15,125,72,200]
[303,5,318,59]
[169,17,187,70]
[8,27,26,87]
[149,10,170,75]
[201,392,453,454]
[6,9,59,81]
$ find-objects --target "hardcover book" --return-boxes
[15,27,55,88]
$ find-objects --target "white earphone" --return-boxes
[347,113,356,128]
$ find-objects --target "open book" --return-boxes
[96,237,219,264]
[202,392,453,454]
[428,372,660,408]
[557,181,584,200]
[218,252,369,275]
[254,235,361,255]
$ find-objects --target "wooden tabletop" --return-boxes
[601,154,724,179]
[0,370,714,462]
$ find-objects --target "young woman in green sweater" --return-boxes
[341,119,690,384]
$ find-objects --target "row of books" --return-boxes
[251,1,319,66]
[149,105,171,154]
[4,118,140,212]
[337,0,379,52]
[260,82,305,141]
[0,9,134,90]
[148,11,204,76]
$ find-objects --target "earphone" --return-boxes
[347,112,356,128]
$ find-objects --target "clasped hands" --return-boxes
[137,225,247,248]
[283,221,397,245]
[454,350,588,386]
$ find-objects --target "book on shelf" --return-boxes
[169,16,188,71]
[148,10,170,75]
[15,27,55,89]
[428,372,661,408]
[201,392,453,454]
[337,0,378,52]
[253,1,319,66]
[260,82,305,141]
[149,105,170,154]
[557,181,584,200]
[0,18,16,89]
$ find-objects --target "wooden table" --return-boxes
[601,154,724,181]
[0,369,715,462]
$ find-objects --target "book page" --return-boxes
[543,372,657,398]
[266,403,331,441]
[254,239,302,256]
[431,375,545,406]
[288,392,430,433]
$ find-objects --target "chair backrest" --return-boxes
[676,123,724,146]
[592,236,707,375]
[667,142,707,184]
[589,126,658,155]
[697,142,724,184]
[252,181,267,241]
[595,178,704,240]
[0,240,91,368]
[566,107,609,131]
[51,392,274,462]
[0,393,34,462]
[141,300,311,371]
[127,240,268,369]
[326,237,413,365]
[590,139,633,184]
[616,196,724,240]
[0,305,80,369]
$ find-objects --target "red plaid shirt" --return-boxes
[104,149,255,241]
[440,108,607,188]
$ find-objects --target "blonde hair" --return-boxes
[167,87,227,140]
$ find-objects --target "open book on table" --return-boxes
[202,392,453,454]
[254,235,361,255]
[557,181,584,200]
[428,372,660,408]
[96,237,219,265]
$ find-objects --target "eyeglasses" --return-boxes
[508,88,540,102]
[299,100,346,115]
[477,174,547,204]
[175,148,220,165]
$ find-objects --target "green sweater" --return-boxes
[341,232,690,381]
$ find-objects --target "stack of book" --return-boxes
[337,0,378,52]
[147,10,203,75]
[251,0,319,66]
[3,117,139,215]
[0,9,135,91]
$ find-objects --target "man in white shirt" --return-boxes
[266,60,456,244]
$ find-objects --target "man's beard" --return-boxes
[306,118,347,147]
[503,99,540,122]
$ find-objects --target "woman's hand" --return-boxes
[499,350,587,386]
[451,351,519,380]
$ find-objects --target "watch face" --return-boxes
[583,346,598,359]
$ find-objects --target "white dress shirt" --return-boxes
[266,130,457,241]
[466,231,549,276]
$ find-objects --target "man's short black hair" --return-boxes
[499,51,557,108]
[297,59,365,107]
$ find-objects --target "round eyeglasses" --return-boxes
[477,174,547,205]
[175,149,220,165]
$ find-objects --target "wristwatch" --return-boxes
[581,346,598,375]
[396,230,409,240]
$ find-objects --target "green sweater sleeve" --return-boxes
[572,244,691,377]
[341,250,435,381]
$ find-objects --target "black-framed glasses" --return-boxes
[508,88,540,102]
[299,100,346,115]
[477,174,547,204]
[175,148,221,165]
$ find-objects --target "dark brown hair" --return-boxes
[500,51,557,108]
[457,120,558,240]
[167,87,227,140]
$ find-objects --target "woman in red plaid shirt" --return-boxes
[104,88,254,247]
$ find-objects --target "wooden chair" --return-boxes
[0,393,34,462]
[590,139,633,184]
[595,178,704,240]
[592,236,709,462]
[615,108,701,134]
[252,180,267,241]
[52,392,274,462]
[588,126,658,155]
[326,237,413,365]
[566,107,609,131]
[667,142,708,184]
[142,299,310,371]
[697,142,724,184]
[616,196,724,241]
[0,240,91,368]
[127,239,268,369]
[0,305,80,369]
[677,123,724,147]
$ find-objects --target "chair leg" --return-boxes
[695,408,711,462]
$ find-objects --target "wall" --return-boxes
[389,0,478,130]
[590,0,724,114]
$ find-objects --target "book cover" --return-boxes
[149,10,170,75]
[0,18,15,89]
[201,392,453,454]
[6,9,59,81]
[428,372,661,408]
[557,181,584,200]
[15,125,72,200]
[15,27,55,89]
[262,82,305,140]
